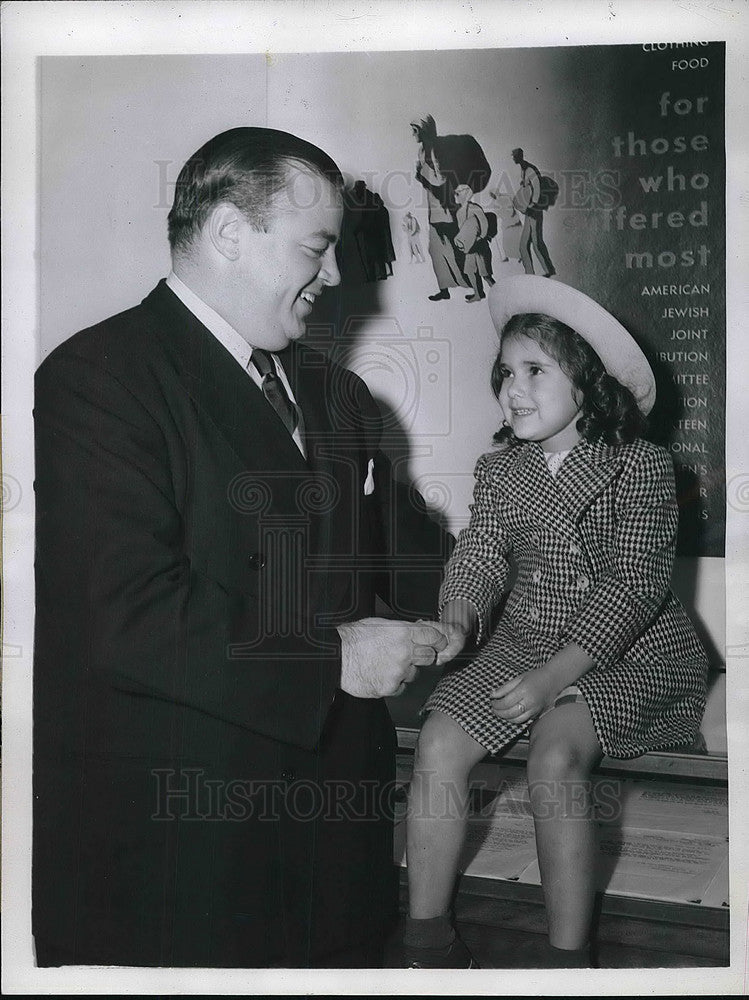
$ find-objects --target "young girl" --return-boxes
[403,275,709,969]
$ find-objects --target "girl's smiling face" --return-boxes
[497,333,583,452]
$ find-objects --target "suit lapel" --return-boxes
[281,342,363,619]
[142,281,308,477]
[142,283,357,619]
[553,438,621,522]
[278,342,334,474]
[501,438,621,532]
[501,443,577,538]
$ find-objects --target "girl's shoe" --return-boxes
[403,932,479,968]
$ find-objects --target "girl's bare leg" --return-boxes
[407,710,488,917]
[526,701,603,950]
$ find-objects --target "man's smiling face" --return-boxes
[228,165,343,351]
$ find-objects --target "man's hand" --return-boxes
[337,618,447,698]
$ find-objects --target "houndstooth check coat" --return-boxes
[425,436,709,758]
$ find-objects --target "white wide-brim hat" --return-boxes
[488,275,656,415]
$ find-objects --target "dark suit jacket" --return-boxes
[33,281,449,967]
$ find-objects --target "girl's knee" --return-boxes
[527,704,601,784]
[527,736,596,785]
[526,738,598,820]
[414,712,481,778]
[414,713,453,768]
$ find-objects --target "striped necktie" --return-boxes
[250,349,300,438]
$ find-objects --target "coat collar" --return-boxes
[142,280,309,476]
[554,437,621,522]
[501,437,621,530]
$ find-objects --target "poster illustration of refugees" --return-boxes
[324,43,727,559]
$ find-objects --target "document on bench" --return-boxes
[461,815,539,880]
[611,781,728,836]
[443,825,728,904]
[595,827,727,904]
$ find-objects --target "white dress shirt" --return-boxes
[165,271,306,457]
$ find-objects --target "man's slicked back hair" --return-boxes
[167,127,344,253]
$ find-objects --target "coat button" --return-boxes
[577,574,590,590]
[248,551,266,570]
[530,532,541,546]
[529,606,540,621]
[280,769,295,782]
[532,569,542,583]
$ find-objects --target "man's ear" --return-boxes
[206,202,243,261]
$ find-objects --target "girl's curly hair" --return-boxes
[491,313,646,447]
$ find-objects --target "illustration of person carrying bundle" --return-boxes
[453,184,494,302]
[511,146,557,278]
[403,211,425,263]
[410,112,491,301]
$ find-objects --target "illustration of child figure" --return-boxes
[403,211,425,262]
[403,276,709,970]
[488,188,514,263]
[453,184,493,303]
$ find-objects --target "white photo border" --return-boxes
[3,1,748,995]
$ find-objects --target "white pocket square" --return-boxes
[363,458,375,495]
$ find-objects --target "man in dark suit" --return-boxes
[33,127,450,969]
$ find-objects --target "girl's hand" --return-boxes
[435,599,477,666]
[489,670,560,726]
[434,622,469,666]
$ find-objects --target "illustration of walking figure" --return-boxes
[487,189,514,264]
[403,212,425,262]
[512,147,556,277]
